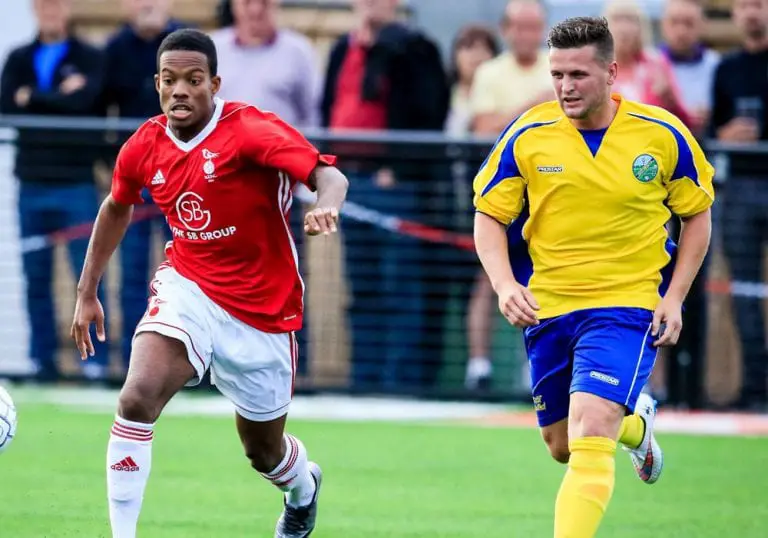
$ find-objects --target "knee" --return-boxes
[244,436,284,473]
[570,394,624,440]
[542,429,570,464]
[117,387,160,424]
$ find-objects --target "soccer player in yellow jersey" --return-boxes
[473,16,714,538]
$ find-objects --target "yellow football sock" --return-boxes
[617,414,645,449]
[554,437,616,538]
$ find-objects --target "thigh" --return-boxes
[524,315,575,428]
[120,332,197,422]
[571,307,656,414]
[134,265,215,385]
[211,321,296,423]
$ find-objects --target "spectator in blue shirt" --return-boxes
[0,0,108,381]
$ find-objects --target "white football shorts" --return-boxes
[134,264,297,422]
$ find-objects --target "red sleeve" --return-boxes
[111,133,146,205]
[241,108,337,189]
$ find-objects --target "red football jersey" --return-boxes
[111,99,337,332]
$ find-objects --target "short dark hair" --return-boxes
[546,16,614,64]
[157,29,219,76]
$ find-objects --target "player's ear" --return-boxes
[607,61,618,86]
[154,74,160,93]
[210,75,222,96]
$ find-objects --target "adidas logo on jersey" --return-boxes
[152,170,166,185]
[110,456,140,472]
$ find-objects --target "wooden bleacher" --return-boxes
[70,0,362,63]
[71,0,741,58]
[702,0,740,51]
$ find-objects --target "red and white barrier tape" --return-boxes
[16,189,768,300]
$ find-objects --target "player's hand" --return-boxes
[304,207,339,236]
[497,281,540,328]
[70,293,106,360]
[652,296,683,347]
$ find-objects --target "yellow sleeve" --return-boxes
[661,116,715,217]
[473,122,526,225]
[469,62,500,116]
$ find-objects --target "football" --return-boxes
[0,385,17,453]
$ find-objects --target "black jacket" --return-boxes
[102,20,187,120]
[321,23,449,132]
[709,48,768,177]
[0,36,105,184]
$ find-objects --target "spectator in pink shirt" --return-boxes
[604,0,693,127]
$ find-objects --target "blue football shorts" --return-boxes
[524,307,658,428]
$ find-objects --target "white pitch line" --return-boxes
[3,384,768,436]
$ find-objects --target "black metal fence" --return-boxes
[0,114,765,409]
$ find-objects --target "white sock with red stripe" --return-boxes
[261,434,316,508]
[107,416,154,538]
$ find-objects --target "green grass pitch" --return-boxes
[2,403,767,537]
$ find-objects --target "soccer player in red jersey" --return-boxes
[70,29,348,538]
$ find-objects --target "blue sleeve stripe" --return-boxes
[477,115,521,172]
[659,236,677,298]
[480,120,557,197]
[507,203,533,286]
[627,112,699,186]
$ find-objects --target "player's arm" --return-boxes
[71,195,133,359]
[665,208,711,305]
[72,139,144,359]
[305,165,349,235]
[242,110,346,235]
[653,119,715,346]
[76,196,134,298]
[473,127,539,327]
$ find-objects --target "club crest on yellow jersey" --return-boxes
[632,154,659,183]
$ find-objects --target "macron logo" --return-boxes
[152,170,166,185]
[537,165,563,173]
[589,371,620,386]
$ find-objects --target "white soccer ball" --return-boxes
[0,385,17,453]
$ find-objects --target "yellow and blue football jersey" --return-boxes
[473,94,715,319]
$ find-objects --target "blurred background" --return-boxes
[0,0,764,413]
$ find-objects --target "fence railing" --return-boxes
[0,113,764,409]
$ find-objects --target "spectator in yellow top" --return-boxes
[469,0,552,136]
